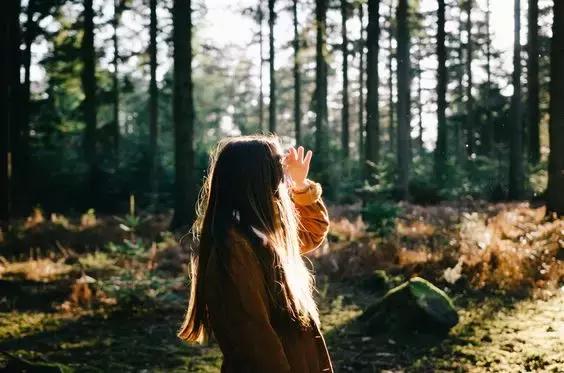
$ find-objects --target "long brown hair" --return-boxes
[178,135,318,342]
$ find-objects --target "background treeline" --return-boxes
[0,0,563,230]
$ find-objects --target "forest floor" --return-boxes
[0,202,563,372]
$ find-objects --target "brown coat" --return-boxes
[204,180,333,373]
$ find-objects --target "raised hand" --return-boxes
[283,146,313,191]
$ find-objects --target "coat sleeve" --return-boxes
[213,237,292,372]
[290,179,330,254]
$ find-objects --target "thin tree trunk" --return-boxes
[171,0,196,230]
[112,0,120,162]
[527,0,540,164]
[455,8,465,164]
[16,0,33,214]
[341,0,350,158]
[465,0,474,156]
[484,0,493,154]
[365,0,380,176]
[387,0,395,152]
[358,2,365,163]
[416,43,423,155]
[396,0,410,199]
[149,0,159,208]
[546,0,564,214]
[81,0,99,207]
[509,0,524,199]
[268,0,276,133]
[434,0,447,181]
[258,1,264,131]
[293,0,301,144]
[314,0,329,184]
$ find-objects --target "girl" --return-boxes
[178,135,333,372]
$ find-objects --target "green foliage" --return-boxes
[362,201,400,237]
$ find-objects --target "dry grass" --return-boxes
[320,202,564,295]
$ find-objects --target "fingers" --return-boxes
[297,146,304,162]
[303,150,313,167]
[289,146,298,161]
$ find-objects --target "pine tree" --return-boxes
[434,0,447,181]
[341,0,350,158]
[527,0,540,164]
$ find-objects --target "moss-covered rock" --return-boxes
[360,277,458,335]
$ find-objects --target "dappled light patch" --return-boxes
[0,258,73,282]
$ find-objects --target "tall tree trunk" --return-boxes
[434,0,447,181]
[464,0,474,156]
[15,0,32,214]
[314,0,329,184]
[387,0,395,152]
[396,0,411,199]
[416,43,423,155]
[509,0,524,199]
[358,2,365,163]
[149,0,159,208]
[546,0,564,214]
[455,8,465,164]
[365,0,380,176]
[292,0,301,144]
[81,0,99,207]
[341,0,350,158]
[0,0,20,225]
[268,0,276,133]
[483,0,493,154]
[171,0,196,230]
[112,0,120,162]
[258,1,264,131]
[527,0,540,164]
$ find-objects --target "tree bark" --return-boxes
[81,0,99,206]
[171,0,196,230]
[434,0,447,181]
[358,2,365,163]
[365,0,380,175]
[416,43,423,155]
[509,0,524,199]
[483,0,494,155]
[268,0,276,133]
[341,0,350,158]
[547,0,564,214]
[149,0,159,208]
[314,0,329,184]
[464,0,474,156]
[0,0,20,225]
[293,0,301,145]
[396,0,410,199]
[387,0,395,152]
[112,0,120,162]
[527,0,540,164]
[258,1,264,132]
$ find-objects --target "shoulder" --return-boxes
[224,227,266,275]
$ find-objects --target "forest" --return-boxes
[0,0,563,371]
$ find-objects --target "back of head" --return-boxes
[178,134,318,343]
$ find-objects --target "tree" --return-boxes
[314,0,329,184]
[0,0,21,225]
[268,0,276,133]
[483,0,494,154]
[171,0,196,230]
[527,0,540,164]
[292,0,301,144]
[341,0,350,158]
[547,0,564,214]
[258,1,265,131]
[358,1,365,163]
[509,0,524,199]
[464,0,474,156]
[396,0,411,199]
[112,0,121,160]
[365,0,380,175]
[387,0,395,151]
[81,0,99,206]
[148,0,159,207]
[434,0,447,181]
